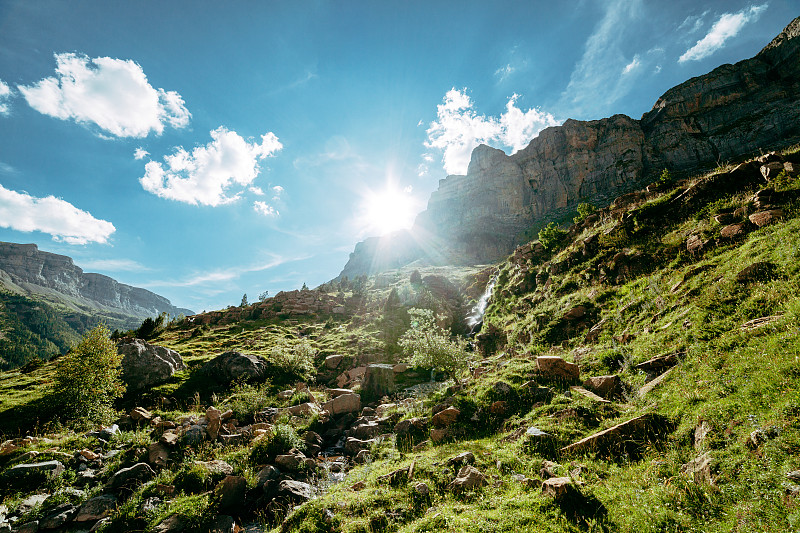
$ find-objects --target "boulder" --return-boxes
[749,209,784,227]
[106,463,156,492]
[130,407,152,422]
[194,460,234,477]
[147,442,169,468]
[582,375,622,399]
[118,339,186,392]
[736,261,779,284]
[208,515,237,533]
[323,393,361,415]
[635,352,681,380]
[344,437,375,456]
[561,413,672,457]
[681,452,714,484]
[536,356,580,381]
[278,480,314,503]
[719,223,748,239]
[39,503,77,529]
[6,460,64,479]
[75,494,117,522]
[431,407,460,428]
[448,465,486,491]
[201,351,268,383]
[215,476,246,514]
[361,364,396,398]
[324,355,344,369]
[541,477,575,500]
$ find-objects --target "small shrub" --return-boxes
[250,423,303,464]
[573,202,597,224]
[399,308,468,383]
[269,340,315,382]
[173,462,213,494]
[224,381,275,423]
[538,222,568,252]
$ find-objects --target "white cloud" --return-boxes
[140,127,283,206]
[79,258,150,272]
[622,55,641,75]
[0,80,12,115]
[249,186,265,196]
[559,0,645,117]
[679,4,768,63]
[425,88,559,175]
[0,184,115,244]
[133,147,149,160]
[18,52,190,138]
[253,200,279,217]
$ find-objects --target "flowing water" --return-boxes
[466,274,497,333]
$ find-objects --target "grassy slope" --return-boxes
[1,151,799,532]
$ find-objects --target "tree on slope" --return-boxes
[399,308,467,383]
[51,323,125,423]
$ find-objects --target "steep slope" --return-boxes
[340,16,800,278]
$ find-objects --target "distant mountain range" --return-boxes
[339,16,800,279]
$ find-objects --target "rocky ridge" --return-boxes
[0,242,192,320]
[340,16,800,278]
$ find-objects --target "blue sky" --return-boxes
[0,0,795,313]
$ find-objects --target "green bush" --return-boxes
[573,202,597,224]
[537,222,567,252]
[250,423,303,464]
[399,308,467,383]
[50,323,125,422]
[269,339,315,382]
[224,381,275,422]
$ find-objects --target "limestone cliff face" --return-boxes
[338,16,800,278]
[0,242,193,319]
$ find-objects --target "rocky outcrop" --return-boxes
[0,241,192,319]
[118,339,186,392]
[339,17,800,276]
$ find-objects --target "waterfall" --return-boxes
[466,274,497,333]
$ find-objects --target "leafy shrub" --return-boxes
[269,339,315,382]
[50,323,125,422]
[659,168,672,184]
[573,202,597,224]
[173,462,213,494]
[224,381,275,423]
[135,312,167,340]
[537,222,568,252]
[399,308,467,383]
[250,423,303,464]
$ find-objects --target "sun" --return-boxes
[359,184,421,236]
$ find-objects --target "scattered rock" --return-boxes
[582,375,622,399]
[194,460,234,477]
[393,363,408,373]
[152,514,187,533]
[361,364,396,399]
[413,482,430,497]
[215,476,246,514]
[736,261,779,284]
[183,424,206,445]
[39,503,77,529]
[681,452,714,484]
[130,407,153,422]
[720,223,748,239]
[694,420,713,451]
[344,438,374,456]
[541,477,575,500]
[277,480,314,503]
[635,352,681,380]
[75,494,117,522]
[741,315,783,330]
[147,442,169,468]
[447,451,475,466]
[430,428,449,443]
[107,463,156,492]
[749,209,784,227]
[201,351,269,383]
[561,413,672,457]
[638,367,676,397]
[536,356,580,381]
[118,339,186,392]
[448,465,486,491]
[324,355,344,369]
[323,393,361,416]
[431,407,460,428]
[570,386,610,403]
[6,460,64,479]
[207,515,237,533]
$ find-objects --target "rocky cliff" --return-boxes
[0,242,193,319]
[339,16,800,278]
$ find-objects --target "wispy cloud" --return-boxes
[494,64,515,83]
[622,55,641,75]
[133,147,149,160]
[79,258,151,272]
[425,88,559,175]
[18,52,190,138]
[558,0,644,118]
[679,4,768,63]
[140,127,283,206]
[677,11,709,35]
[0,79,12,115]
[0,184,115,244]
[145,255,306,288]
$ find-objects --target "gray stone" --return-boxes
[39,503,76,529]
[201,351,269,383]
[361,364,396,398]
[6,461,64,479]
[278,480,314,503]
[324,355,344,369]
[322,393,361,415]
[106,463,155,492]
[75,494,117,522]
[118,339,186,391]
[448,465,486,491]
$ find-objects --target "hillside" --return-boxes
[0,242,193,369]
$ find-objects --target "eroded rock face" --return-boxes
[201,351,268,383]
[119,339,186,391]
[338,17,800,275]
